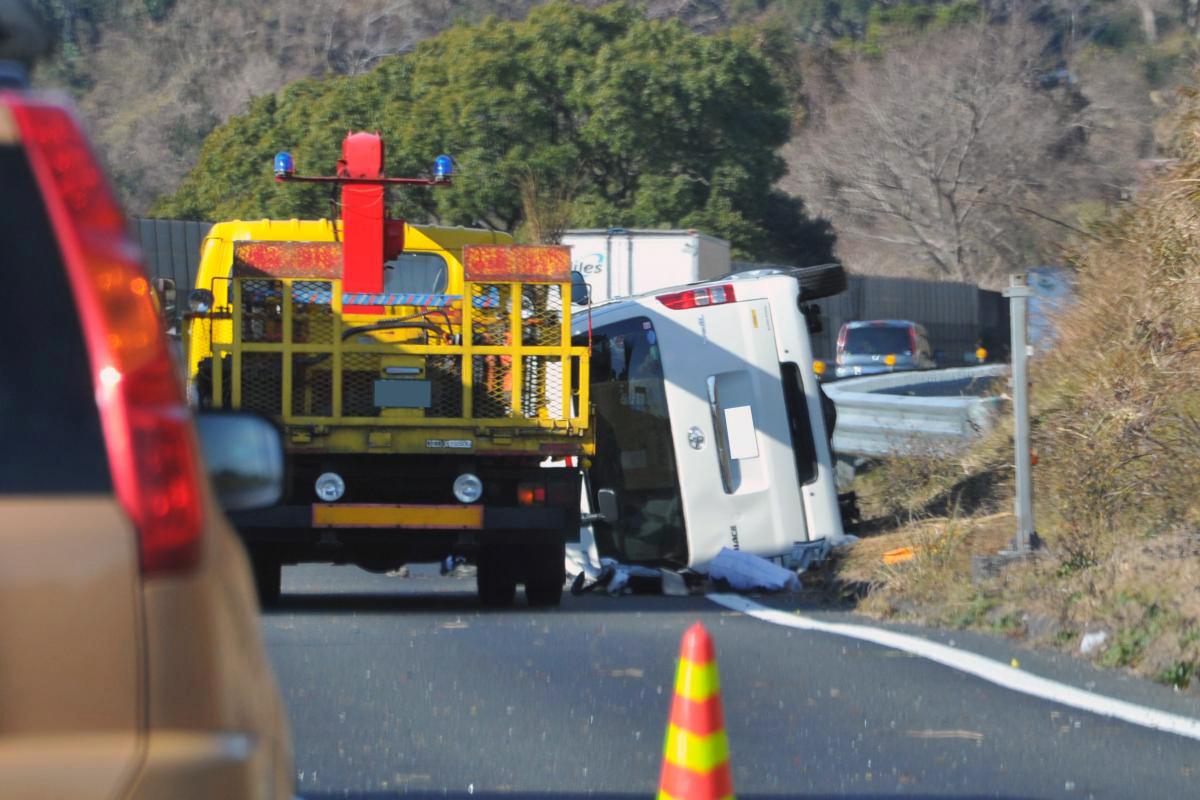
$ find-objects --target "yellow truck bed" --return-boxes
[187,220,592,457]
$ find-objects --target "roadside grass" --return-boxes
[836,467,1200,688]
[829,87,1200,688]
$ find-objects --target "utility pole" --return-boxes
[1003,273,1037,552]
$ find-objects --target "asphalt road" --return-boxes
[262,565,1200,799]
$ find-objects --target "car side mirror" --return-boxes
[570,271,591,306]
[195,413,284,511]
[152,277,176,302]
[152,278,177,325]
[596,487,619,523]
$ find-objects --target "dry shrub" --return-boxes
[839,513,1015,623]
[1034,113,1200,567]
[854,422,1015,527]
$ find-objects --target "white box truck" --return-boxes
[563,228,731,305]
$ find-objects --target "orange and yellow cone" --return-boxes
[658,622,735,800]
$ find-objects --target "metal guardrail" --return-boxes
[823,365,1009,458]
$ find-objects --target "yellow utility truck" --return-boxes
[185,133,593,607]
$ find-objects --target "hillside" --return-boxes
[30,0,1199,281]
[834,78,1200,687]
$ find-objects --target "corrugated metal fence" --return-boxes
[136,219,1009,365]
[730,268,1011,366]
[806,275,1010,366]
[133,218,212,292]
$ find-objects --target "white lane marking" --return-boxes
[708,593,1200,742]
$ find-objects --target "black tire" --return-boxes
[194,355,232,410]
[477,547,517,608]
[796,263,847,301]
[524,540,566,608]
[251,552,282,609]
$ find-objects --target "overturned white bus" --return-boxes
[572,264,848,569]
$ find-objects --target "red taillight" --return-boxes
[656,284,736,310]
[909,326,918,356]
[836,324,848,363]
[517,483,547,506]
[7,94,203,575]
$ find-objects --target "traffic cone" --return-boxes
[658,622,735,800]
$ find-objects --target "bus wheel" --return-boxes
[796,263,847,301]
[477,546,517,608]
[524,540,565,608]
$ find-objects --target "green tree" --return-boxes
[155,1,833,264]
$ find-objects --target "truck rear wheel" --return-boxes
[524,540,565,608]
[251,552,282,609]
[477,547,517,608]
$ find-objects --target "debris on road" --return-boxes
[708,548,801,593]
[570,543,840,596]
[1080,630,1108,655]
[661,570,689,596]
[783,538,834,573]
[570,559,700,596]
[603,562,661,595]
[882,546,916,565]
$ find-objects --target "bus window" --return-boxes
[586,317,687,565]
[780,362,818,485]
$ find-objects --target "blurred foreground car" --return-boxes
[0,35,294,800]
[833,319,935,379]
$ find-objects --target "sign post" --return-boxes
[1003,273,1037,552]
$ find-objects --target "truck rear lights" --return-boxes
[835,324,848,364]
[656,284,736,310]
[7,94,203,575]
[517,482,546,506]
[453,473,483,504]
[315,472,346,502]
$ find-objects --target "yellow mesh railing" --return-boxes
[207,277,589,430]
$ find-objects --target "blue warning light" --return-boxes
[274,151,295,178]
[434,154,453,180]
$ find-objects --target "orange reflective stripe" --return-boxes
[668,693,725,736]
[658,759,735,800]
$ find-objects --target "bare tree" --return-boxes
[786,22,1093,284]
